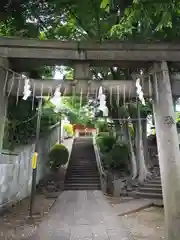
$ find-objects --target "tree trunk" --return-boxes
[142,119,149,167]
[114,120,121,140]
[152,62,180,239]
[0,58,9,151]
[114,120,125,141]
[126,120,138,179]
[137,101,151,184]
[122,120,129,142]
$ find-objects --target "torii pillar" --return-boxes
[0,58,9,152]
[151,61,180,239]
[74,63,90,80]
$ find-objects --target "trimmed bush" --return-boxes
[102,142,130,173]
[96,135,116,153]
[97,121,109,132]
[48,144,69,171]
[97,132,109,137]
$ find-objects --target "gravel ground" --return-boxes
[0,176,62,240]
[120,207,164,240]
[0,195,56,239]
[0,191,164,240]
[107,196,165,240]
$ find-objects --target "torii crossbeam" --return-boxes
[6,75,180,98]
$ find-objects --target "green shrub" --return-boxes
[97,121,108,132]
[97,132,109,137]
[48,144,69,171]
[96,135,116,153]
[3,97,59,150]
[102,142,130,173]
[63,123,74,136]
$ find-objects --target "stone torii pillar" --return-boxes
[73,63,91,96]
[151,61,180,239]
[73,63,90,80]
[0,58,9,152]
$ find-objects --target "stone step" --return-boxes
[69,161,96,164]
[66,172,99,175]
[66,176,100,180]
[66,175,100,178]
[64,183,100,187]
[69,163,97,166]
[66,172,99,176]
[64,185,101,190]
[135,191,162,199]
[64,138,100,190]
[148,180,161,184]
[67,171,98,174]
[70,156,96,158]
[139,187,162,194]
[65,175,100,178]
[68,168,98,173]
[143,183,162,188]
[66,176,100,179]
[68,167,97,170]
[68,166,98,170]
[65,178,99,184]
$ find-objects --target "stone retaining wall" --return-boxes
[0,127,72,209]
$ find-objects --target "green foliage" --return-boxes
[63,67,73,79]
[48,144,69,171]
[102,142,130,172]
[3,97,58,150]
[96,134,116,153]
[176,112,180,129]
[40,109,59,133]
[63,123,74,136]
[97,121,109,132]
[109,0,180,41]
[128,101,152,119]
[1,0,179,155]
[2,0,180,44]
[61,96,96,128]
[97,132,110,137]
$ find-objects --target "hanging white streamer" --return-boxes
[136,78,145,105]
[50,86,62,113]
[16,77,21,105]
[79,88,83,115]
[110,87,113,107]
[123,85,126,106]
[22,78,31,100]
[98,86,103,100]
[97,85,108,117]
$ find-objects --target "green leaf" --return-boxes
[100,0,110,11]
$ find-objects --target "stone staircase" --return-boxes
[135,176,162,199]
[64,137,101,190]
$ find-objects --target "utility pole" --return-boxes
[59,112,62,143]
[29,97,42,217]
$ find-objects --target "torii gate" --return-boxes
[0,37,180,239]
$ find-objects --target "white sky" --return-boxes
[54,70,63,79]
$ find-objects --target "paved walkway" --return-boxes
[26,191,133,240]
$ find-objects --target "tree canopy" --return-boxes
[1,0,180,41]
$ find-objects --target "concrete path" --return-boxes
[26,191,133,240]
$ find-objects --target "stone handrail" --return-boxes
[93,137,107,193]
